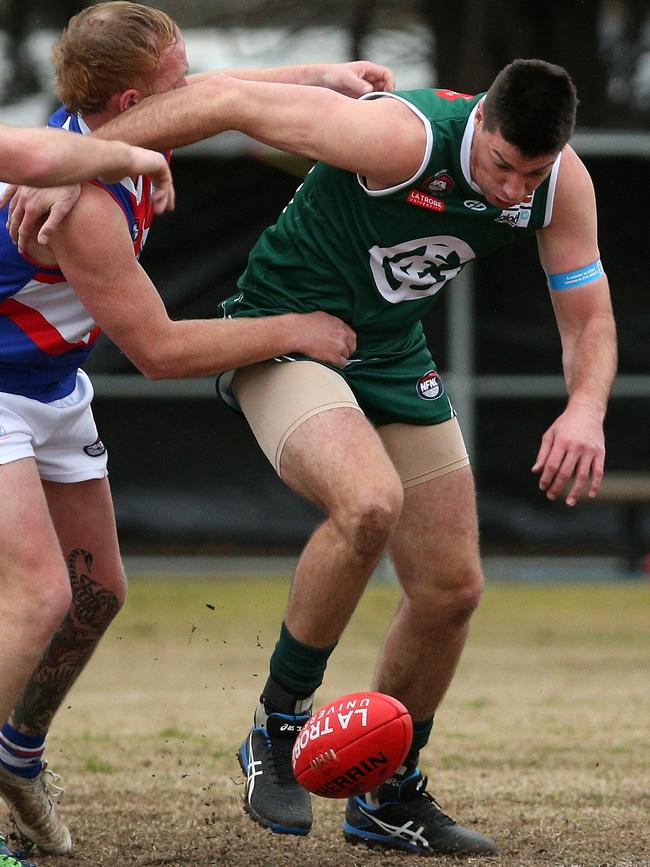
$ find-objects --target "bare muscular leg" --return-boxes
[279,407,404,647]
[0,459,71,727]
[8,477,126,735]
[374,466,483,720]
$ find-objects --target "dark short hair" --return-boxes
[483,59,578,156]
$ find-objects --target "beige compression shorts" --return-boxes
[231,360,469,489]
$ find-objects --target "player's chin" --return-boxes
[490,194,518,208]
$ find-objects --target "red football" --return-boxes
[291,691,413,798]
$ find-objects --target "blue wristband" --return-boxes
[547,259,604,291]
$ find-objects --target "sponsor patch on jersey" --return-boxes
[406,190,446,212]
[423,170,455,196]
[416,370,444,400]
[464,199,487,212]
[83,438,107,457]
[494,207,532,228]
[435,89,474,101]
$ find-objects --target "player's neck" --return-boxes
[81,92,127,132]
[80,108,118,132]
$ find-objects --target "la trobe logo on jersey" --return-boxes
[407,169,456,213]
[406,190,446,212]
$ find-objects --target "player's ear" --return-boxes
[119,89,144,112]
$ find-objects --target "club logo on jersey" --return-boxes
[417,370,444,400]
[83,438,106,457]
[369,235,475,303]
[464,200,487,212]
[406,190,446,212]
[423,170,455,196]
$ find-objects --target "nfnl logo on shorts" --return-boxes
[83,438,106,457]
[406,190,446,212]
[417,370,444,400]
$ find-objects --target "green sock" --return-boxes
[268,621,337,700]
[408,716,435,761]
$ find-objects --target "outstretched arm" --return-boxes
[95,74,424,188]
[0,127,174,250]
[0,124,173,205]
[187,60,395,97]
[49,184,356,376]
[534,146,617,506]
[5,63,402,248]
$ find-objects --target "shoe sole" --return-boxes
[343,826,499,857]
[344,826,426,855]
[237,744,310,837]
[10,817,72,856]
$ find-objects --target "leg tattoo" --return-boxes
[11,549,120,734]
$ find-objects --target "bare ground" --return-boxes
[4,577,649,867]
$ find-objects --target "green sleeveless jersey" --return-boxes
[229,88,561,359]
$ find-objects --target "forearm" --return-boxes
[92,78,238,151]
[562,313,617,419]
[138,314,301,380]
[187,63,336,87]
[91,76,346,159]
[1,127,134,186]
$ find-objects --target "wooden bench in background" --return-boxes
[596,472,650,573]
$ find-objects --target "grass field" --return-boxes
[6,575,649,867]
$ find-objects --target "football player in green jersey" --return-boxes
[14,57,615,858]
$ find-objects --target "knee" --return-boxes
[335,480,404,558]
[413,563,484,627]
[107,564,128,611]
[447,568,484,622]
[67,550,127,628]
[12,568,73,644]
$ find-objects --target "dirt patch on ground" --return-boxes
[4,578,649,867]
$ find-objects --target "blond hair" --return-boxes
[53,2,179,114]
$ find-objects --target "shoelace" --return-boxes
[403,776,455,827]
[266,734,297,786]
[42,766,64,800]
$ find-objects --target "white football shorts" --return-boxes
[0,370,108,482]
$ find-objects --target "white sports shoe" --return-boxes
[0,762,72,855]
